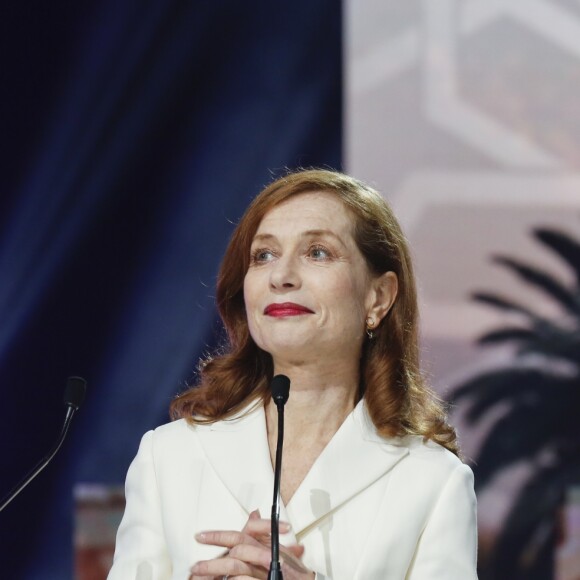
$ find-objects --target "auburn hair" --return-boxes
[170,169,459,455]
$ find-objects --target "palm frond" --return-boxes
[534,228,580,284]
[472,292,535,318]
[492,256,579,315]
[457,224,580,578]
[478,327,537,346]
[486,462,580,580]
[450,369,563,422]
[475,312,580,366]
[516,328,580,365]
[472,387,580,489]
[478,323,580,365]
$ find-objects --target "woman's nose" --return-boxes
[269,255,301,290]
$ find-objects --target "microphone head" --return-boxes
[64,376,87,411]
[270,374,290,406]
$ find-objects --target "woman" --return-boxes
[108,169,478,579]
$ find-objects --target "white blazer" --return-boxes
[108,400,478,579]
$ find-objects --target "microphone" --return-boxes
[268,374,290,580]
[0,376,87,513]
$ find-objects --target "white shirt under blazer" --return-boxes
[108,399,478,579]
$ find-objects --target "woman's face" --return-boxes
[243,191,396,367]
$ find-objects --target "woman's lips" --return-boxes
[264,302,314,317]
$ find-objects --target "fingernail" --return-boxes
[280,521,291,531]
[195,532,206,541]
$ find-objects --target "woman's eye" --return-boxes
[250,248,275,263]
[309,245,331,260]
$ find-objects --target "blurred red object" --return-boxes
[74,484,125,580]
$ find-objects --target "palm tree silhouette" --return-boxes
[451,226,580,580]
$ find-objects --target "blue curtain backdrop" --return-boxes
[0,2,341,577]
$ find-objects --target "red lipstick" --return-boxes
[264,302,314,317]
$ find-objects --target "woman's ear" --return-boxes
[367,271,398,325]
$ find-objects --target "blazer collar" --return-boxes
[194,402,277,526]
[194,400,409,538]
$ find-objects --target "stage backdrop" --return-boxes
[345,1,580,579]
[0,2,341,578]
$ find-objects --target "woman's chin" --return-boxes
[265,342,319,363]
[267,342,346,368]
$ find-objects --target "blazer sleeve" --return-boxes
[406,462,478,580]
[108,430,172,580]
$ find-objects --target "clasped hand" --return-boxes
[189,510,314,580]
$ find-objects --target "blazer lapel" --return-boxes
[195,402,291,528]
[286,400,409,539]
[195,399,408,544]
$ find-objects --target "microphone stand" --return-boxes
[269,399,285,579]
[0,377,86,513]
[268,374,290,580]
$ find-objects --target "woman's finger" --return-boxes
[189,554,267,579]
[191,514,301,579]
[243,519,291,538]
[189,541,310,579]
[283,543,305,559]
[246,508,261,522]
[195,518,291,551]
[228,542,271,569]
[280,547,314,576]
[196,530,253,549]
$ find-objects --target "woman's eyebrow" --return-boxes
[251,233,276,244]
[302,229,347,247]
[251,229,347,247]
